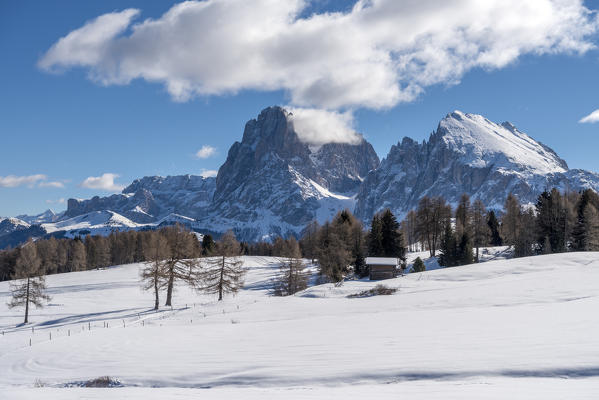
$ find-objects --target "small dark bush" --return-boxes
[412,257,426,273]
[83,376,121,388]
[347,284,397,298]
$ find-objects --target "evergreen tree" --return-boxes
[535,189,566,253]
[201,234,216,256]
[487,210,502,246]
[353,234,368,278]
[457,232,474,265]
[412,257,425,273]
[438,222,457,267]
[583,203,599,250]
[380,209,406,261]
[572,189,599,251]
[368,214,384,256]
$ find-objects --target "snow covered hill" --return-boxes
[1,253,598,399]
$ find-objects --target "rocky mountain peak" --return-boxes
[355,111,597,221]
[436,110,568,175]
[216,106,379,200]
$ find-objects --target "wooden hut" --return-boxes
[365,257,399,280]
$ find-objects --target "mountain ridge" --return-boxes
[4,107,599,245]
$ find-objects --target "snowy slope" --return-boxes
[1,254,598,398]
[439,111,567,175]
[42,210,144,238]
[16,209,61,225]
[0,217,30,236]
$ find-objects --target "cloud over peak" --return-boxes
[80,173,125,192]
[39,0,599,111]
[288,107,361,146]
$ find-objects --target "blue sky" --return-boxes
[1,0,599,217]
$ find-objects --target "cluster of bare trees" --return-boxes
[139,228,246,309]
[0,228,204,283]
[271,237,309,296]
[4,225,246,321]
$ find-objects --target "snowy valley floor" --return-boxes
[1,253,598,398]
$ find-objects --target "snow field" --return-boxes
[0,253,598,398]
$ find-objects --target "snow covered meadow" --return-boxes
[1,253,598,398]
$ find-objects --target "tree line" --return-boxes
[4,225,247,322]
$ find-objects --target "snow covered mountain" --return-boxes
[4,108,599,247]
[65,175,216,223]
[200,106,379,240]
[41,210,145,238]
[16,209,61,225]
[355,111,599,219]
[0,217,30,237]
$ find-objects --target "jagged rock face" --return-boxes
[207,106,379,240]
[214,107,378,200]
[66,175,216,223]
[355,111,599,220]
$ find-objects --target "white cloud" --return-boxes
[0,174,47,188]
[39,181,65,188]
[38,9,140,72]
[287,107,361,145]
[80,173,125,192]
[579,109,599,123]
[200,169,218,178]
[196,145,217,159]
[39,0,598,113]
[46,198,66,205]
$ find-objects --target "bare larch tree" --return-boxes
[273,237,308,296]
[162,224,202,307]
[140,231,169,310]
[8,243,50,324]
[202,230,245,301]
